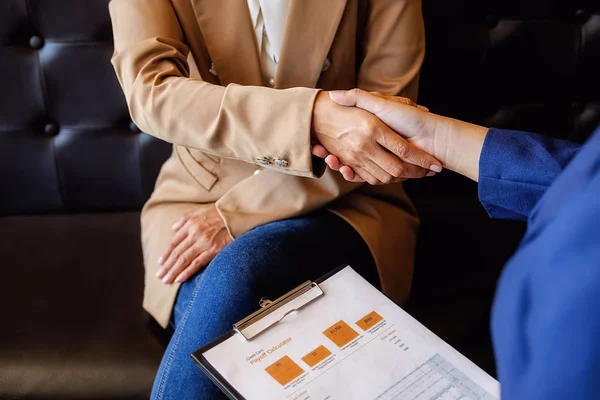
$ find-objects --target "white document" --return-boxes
[201,266,500,400]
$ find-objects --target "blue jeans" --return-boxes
[150,210,378,400]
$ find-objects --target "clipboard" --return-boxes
[190,265,346,400]
[190,265,500,400]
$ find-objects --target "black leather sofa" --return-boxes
[1,0,598,398]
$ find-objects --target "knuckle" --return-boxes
[199,232,211,243]
[380,174,393,184]
[365,118,383,136]
[364,118,378,132]
[396,144,411,159]
[356,140,370,152]
[387,164,401,178]
[191,258,201,269]
[176,256,187,268]
[349,88,363,96]
[420,157,432,169]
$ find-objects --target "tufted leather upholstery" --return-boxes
[0,0,170,214]
[0,0,598,398]
[0,1,168,398]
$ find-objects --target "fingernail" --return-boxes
[158,256,164,265]
[426,171,436,177]
[162,276,170,284]
[430,164,442,173]
[175,277,182,283]
[418,105,430,112]
[328,91,346,101]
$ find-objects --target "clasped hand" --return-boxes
[311,90,442,184]
[158,90,452,285]
[312,89,449,184]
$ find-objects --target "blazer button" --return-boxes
[322,57,331,72]
[256,156,271,166]
[44,123,59,137]
[274,158,289,168]
[209,63,218,76]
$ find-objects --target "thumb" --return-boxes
[328,90,359,107]
[329,89,389,115]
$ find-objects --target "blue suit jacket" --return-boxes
[478,126,600,399]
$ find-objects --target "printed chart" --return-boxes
[201,267,500,400]
[265,356,305,386]
[375,354,497,400]
[265,310,380,386]
[264,310,381,387]
[261,309,495,400]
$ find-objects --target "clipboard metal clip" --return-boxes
[259,297,273,308]
[233,280,324,340]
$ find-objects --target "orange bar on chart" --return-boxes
[302,345,333,367]
[323,320,359,348]
[265,356,305,386]
[356,311,384,331]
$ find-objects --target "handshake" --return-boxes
[311,90,488,183]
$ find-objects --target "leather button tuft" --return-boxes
[575,9,590,23]
[29,36,44,50]
[129,121,141,133]
[44,123,59,136]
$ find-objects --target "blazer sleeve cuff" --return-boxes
[478,128,580,221]
[223,85,324,178]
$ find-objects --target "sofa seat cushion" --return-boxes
[0,213,163,399]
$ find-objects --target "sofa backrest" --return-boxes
[0,0,171,215]
[1,0,599,215]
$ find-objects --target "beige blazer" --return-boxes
[109,0,425,328]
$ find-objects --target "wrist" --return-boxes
[440,116,488,181]
[311,91,330,140]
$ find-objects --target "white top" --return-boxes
[246,0,290,86]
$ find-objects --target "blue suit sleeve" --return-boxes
[507,173,600,399]
[478,128,581,221]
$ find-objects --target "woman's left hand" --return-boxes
[156,205,232,284]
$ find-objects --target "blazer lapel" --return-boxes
[276,0,348,89]
[190,0,263,86]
